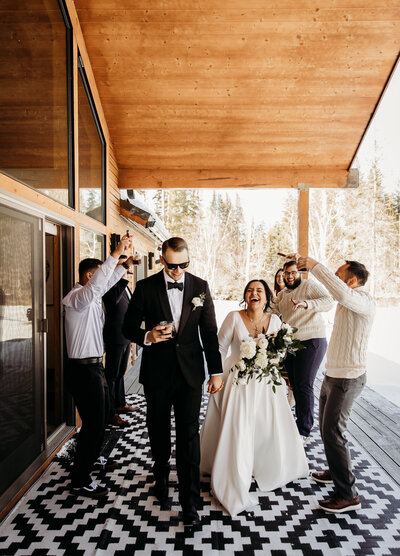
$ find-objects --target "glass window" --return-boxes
[78,56,106,224]
[0,0,73,206]
[79,228,105,261]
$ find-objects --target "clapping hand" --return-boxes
[291,299,307,310]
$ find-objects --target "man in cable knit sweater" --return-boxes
[297,256,375,514]
[271,260,334,443]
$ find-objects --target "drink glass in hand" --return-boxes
[159,321,176,339]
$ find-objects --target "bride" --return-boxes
[200,279,309,516]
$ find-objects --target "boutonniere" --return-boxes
[192,292,206,311]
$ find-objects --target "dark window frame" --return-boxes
[58,0,75,209]
[77,53,107,225]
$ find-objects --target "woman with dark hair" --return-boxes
[200,280,308,516]
[274,268,285,296]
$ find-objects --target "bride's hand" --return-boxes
[207,375,223,394]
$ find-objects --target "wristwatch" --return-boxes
[122,262,130,270]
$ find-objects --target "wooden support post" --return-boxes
[298,184,310,262]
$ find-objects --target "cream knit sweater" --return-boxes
[271,278,334,341]
[311,263,376,379]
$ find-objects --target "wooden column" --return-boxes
[297,185,310,257]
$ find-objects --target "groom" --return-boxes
[123,237,223,525]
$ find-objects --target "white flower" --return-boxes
[269,357,280,365]
[255,353,268,368]
[270,365,279,376]
[257,337,269,350]
[237,360,246,372]
[283,335,292,343]
[240,340,257,359]
[192,292,206,311]
[281,322,293,334]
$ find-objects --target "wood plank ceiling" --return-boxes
[75,0,400,189]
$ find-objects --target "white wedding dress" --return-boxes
[200,311,309,516]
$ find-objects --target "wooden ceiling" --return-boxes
[75,1,400,189]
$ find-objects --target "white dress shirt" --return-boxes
[63,255,126,358]
[144,270,184,344]
[164,270,185,332]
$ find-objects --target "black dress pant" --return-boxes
[144,362,202,512]
[285,337,327,436]
[66,360,109,487]
[104,342,130,415]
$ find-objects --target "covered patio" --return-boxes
[1,0,400,553]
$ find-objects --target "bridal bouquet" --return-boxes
[231,323,304,391]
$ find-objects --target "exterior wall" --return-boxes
[0,0,161,518]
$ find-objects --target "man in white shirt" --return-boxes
[297,255,375,514]
[63,235,137,498]
[123,237,223,526]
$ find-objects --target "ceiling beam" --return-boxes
[119,168,350,189]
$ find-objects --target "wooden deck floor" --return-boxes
[126,362,400,487]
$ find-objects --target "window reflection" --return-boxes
[78,58,105,223]
[0,0,72,205]
[0,212,34,465]
[79,228,104,261]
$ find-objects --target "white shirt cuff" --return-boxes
[144,331,152,346]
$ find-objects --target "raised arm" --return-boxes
[300,281,334,312]
[311,263,373,315]
[67,256,125,311]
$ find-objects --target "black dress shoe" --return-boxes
[182,507,201,526]
[154,478,169,504]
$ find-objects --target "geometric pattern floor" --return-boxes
[1,393,400,555]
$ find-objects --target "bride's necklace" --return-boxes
[245,310,266,334]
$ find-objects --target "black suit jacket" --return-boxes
[103,278,131,346]
[122,271,222,389]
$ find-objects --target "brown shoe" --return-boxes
[311,470,334,484]
[116,405,139,413]
[108,414,130,427]
[319,495,361,513]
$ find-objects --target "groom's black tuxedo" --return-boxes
[122,270,222,512]
[123,270,222,386]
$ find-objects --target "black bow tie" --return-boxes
[167,281,183,291]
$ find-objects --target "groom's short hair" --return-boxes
[162,237,188,254]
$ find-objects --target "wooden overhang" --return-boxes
[74,0,400,190]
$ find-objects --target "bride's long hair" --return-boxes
[241,279,272,312]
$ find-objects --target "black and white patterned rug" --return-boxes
[0,393,399,555]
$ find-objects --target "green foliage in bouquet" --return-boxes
[230,322,305,392]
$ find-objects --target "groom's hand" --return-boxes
[207,375,223,394]
[147,324,172,343]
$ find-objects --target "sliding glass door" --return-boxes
[0,204,44,496]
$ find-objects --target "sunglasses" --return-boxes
[163,259,190,270]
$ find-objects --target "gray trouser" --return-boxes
[319,373,366,499]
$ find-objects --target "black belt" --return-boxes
[70,357,103,365]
